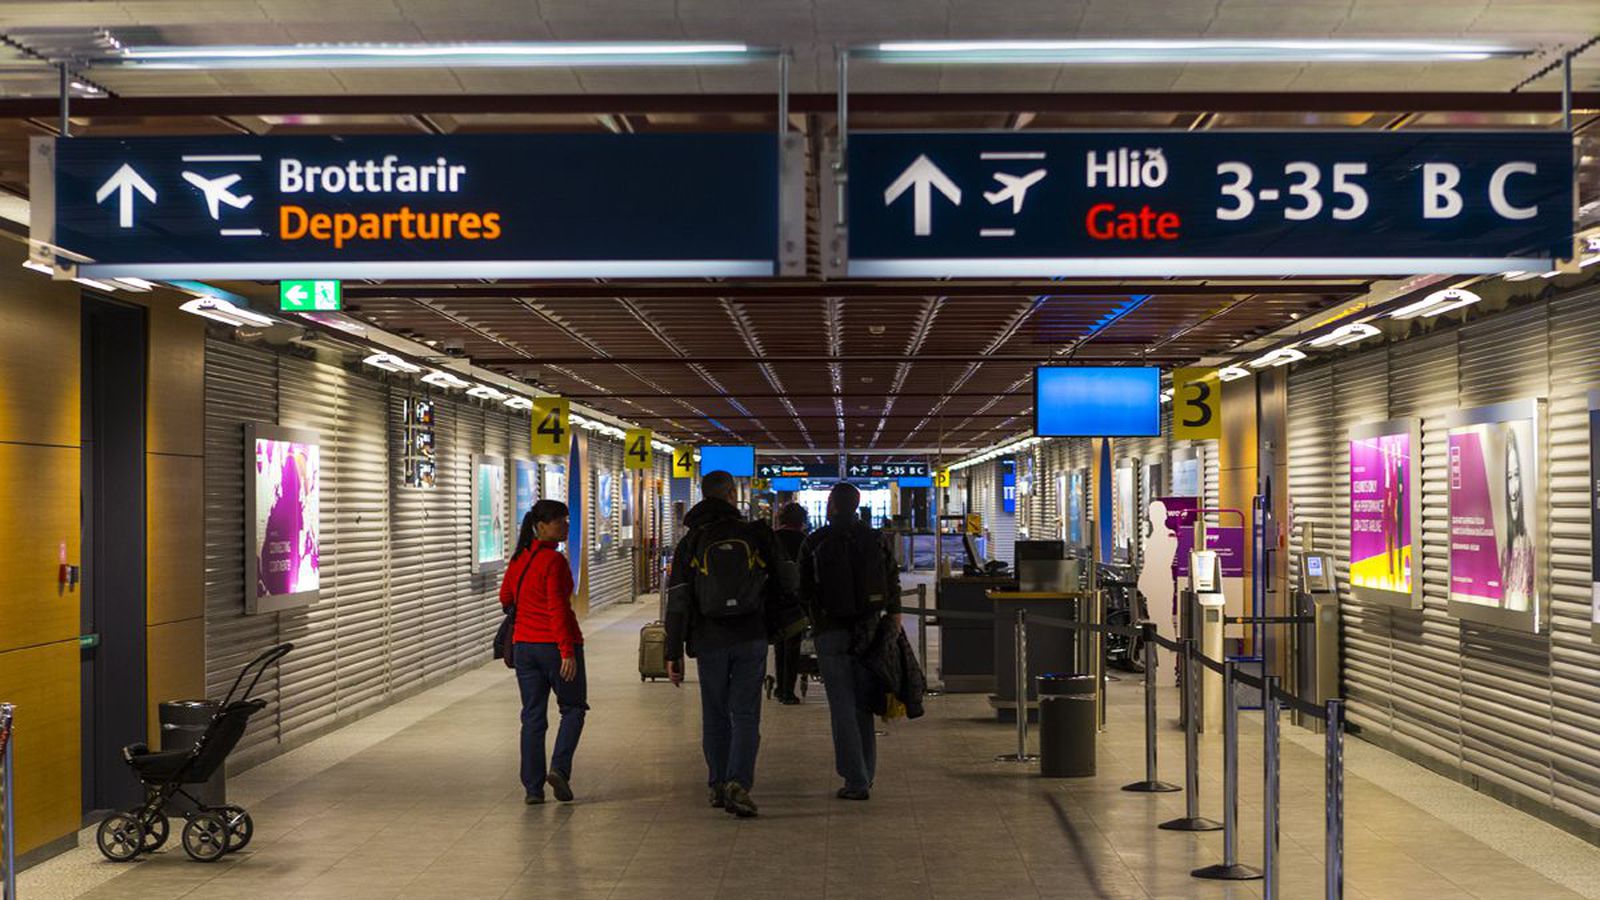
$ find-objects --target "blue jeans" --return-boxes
[694,638,767,790]
[816,628,876,792]
[514,642,588,796]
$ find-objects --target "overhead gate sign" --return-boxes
[32,134,785,279]
[846,131,1573,277]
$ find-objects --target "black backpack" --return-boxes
[810,522,890,619]
[691,520,770,619]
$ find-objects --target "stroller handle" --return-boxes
[224,643,294,706]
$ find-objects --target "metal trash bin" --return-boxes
[1037,673,1096,778]
[159,700,225,808]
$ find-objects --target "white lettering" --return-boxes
[1489,161,1538,220]
[272,155,467,195]
[280,159,304,192]
[1086,150,1116,188]
[321,165,346,192]
[1423,163,1463,219]
[1141,148,1168,187]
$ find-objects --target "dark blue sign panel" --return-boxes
[757,462,840,479]
[37,134,779,278]
[1002,459,1017,515]
[845,459,929,479]
[848,131,1572,276]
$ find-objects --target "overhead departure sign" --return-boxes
[34,134,783,279]
[756,462,840,479]
[846,460,929,479]
[847,131,1573,277]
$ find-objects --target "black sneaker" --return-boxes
[723,782,758,818]
[546,771,574,803]
[778,695,801,706]
[525,792,545,805]
[709,784,726,809]
[835,787,870,801]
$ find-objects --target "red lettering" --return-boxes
[1085,202,1182,241]
[1086,202,1115,239]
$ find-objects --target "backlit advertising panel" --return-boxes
[1349,419,1422,609]
[474,456,508,573]
[1447,399,1545,633]
[245,423,320,614]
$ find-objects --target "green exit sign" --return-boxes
[279,279,342,311]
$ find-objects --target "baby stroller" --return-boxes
[96,643,292,863]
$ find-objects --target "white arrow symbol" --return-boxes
[285,284,309,305]
[883,154,962,237]
[95,164,158,228]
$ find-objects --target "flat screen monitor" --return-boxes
[699,445,756,478]
[897,475,932,488]
[770,476,802,492]
[1034,366,1161,437]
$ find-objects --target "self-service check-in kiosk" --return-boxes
[1188,549,1226,732]
[1294,550,1340,730]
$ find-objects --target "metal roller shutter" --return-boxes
[588,436,632,611]
[386,390,429,693]
[330,375,391,719]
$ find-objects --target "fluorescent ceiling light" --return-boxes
[1160,390,1174,404]
[1308,322,1382,348]
[112,277,155,291]
[180,296,276,328]
[363,352,422,374]
[113,42,757,69]
[467,385,508,401]
[74,277,120,291]
[504,396,534,410]
[1389,288,1481,320]
[21,259,52,275]
[1218,365,1252,382]
[864,39,1526,64]
[1248,347,1307,369]
[421,370,471,390]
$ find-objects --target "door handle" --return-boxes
[78,633,100,649]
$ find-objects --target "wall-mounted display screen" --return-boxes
[1035,366,1161,437]
[1349,419,1422,609]
[1067,469,1086,546]
[473,456,508,573]
[1447,399,1544,633]
[700,445,756,478]
[1172,449,1201,499]
[1113,460,1136,564]
[245,423,321,614]
[514,459,538,524]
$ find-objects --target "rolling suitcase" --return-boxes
[639,621,668,682]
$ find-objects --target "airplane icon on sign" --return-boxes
[182,171,254,219]
[983,169,1047,214]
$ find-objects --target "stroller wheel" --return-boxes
[138,812,169,852]
[96,812,145,862]
[220,805,254,852]
[181,813,230,862]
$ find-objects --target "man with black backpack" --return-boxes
[798,482,902,801]
[665,470,787,818]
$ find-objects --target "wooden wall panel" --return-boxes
[0,641,81,857]
[147,453,204,627]
[145,618,205,740]
[0,266,79,449]
[145,295,204,458]
[0,443,81,652]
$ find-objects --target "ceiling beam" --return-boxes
[477,353,1191,364]
[1,92,1593,118]
[625,413,1024,421]
[344,280,1367,300]
[545,391,1030,399]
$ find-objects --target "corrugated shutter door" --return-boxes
[203,341,283,759]
[1456,307,1555,810]
[1383,333,1463,768]
[331,375,390,718]
[387,390,428,692]
[588,437,631,611]
[1547,286,1600,830]
[1331,351,1395,737]
[1287,363,1335,600]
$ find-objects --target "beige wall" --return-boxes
[0,245,206,859]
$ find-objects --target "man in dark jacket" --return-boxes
[665,471,785,818]
[771,503,810,705]
[798,482,901,801]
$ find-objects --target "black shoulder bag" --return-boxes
[494,548,541,669]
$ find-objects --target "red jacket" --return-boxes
[499,542,582,658]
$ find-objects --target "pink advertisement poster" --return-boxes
[1350,427,1414,599]
[1448,416,1536,614]
[251,428,321,611]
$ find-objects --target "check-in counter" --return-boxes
[988,591,1083,722]
[934,575,1014,693]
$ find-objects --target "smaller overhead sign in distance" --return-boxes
[848,131,1573,277]
[34,134,783,279]
[845,460,930,479]
[1035,367,1162,438]
[671,446,696,479]
[756,462,841,480]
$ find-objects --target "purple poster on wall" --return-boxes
[1206,526,1246,578]
[247,424,321,614]
[1349,419,1420,607]
[1447,400,1540,630]
[1158,496,1199,578]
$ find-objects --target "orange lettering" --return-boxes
[309,213,332,241]
[280,205,309,240]
[334,213,358,248]
[482,212,502,240]
[459,212,481,239]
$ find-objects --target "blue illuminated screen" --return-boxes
[1034,367,1161,437]
[699,445,756,478]
[769,477,802,492]
[897,475,932,488]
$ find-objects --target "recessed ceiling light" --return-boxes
[863,39,1527,64]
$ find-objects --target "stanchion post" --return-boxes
[2,703,14,900]
[1160,639,1220,832]
[1193,661,1261,880]
[1263,675,1282,900]
[1124,623,1178,793]
[1326,699,1346,900]
[996,609,1037,763]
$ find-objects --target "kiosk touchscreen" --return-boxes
[1296,551,1341,726]
[1300,552,1336,595]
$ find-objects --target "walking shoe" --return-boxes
[525,792,545,805]
[778,694,801,706]
[835,787,870,801]
[723,782,759,818]
[546,771,574,802]
[709,784,726,809]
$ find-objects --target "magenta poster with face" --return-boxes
[1349,421,1418,606]
[250,425,321,612]
[1447,404,1538,625]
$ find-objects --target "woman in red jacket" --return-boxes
[500,499,585,805]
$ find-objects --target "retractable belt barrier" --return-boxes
[1,702,15,900]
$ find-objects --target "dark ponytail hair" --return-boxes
[513,509,537,560]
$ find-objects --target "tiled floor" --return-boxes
[21,594,1600,899]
